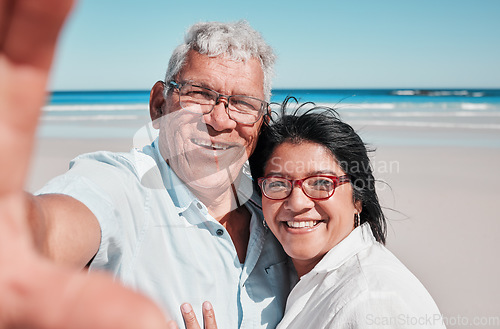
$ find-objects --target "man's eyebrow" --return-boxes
[181,79,212,89]
[193,81,211,88]
[180,79,258,98]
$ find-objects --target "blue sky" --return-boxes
[49,0,500,90]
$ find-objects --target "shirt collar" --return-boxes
[307,223,376,276]
[148,138,198,212]
[145,138,260,214]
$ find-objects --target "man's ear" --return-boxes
[263,110,271,125]
[257,105,271,135]
[149,81,166,129]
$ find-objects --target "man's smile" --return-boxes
[191,138,237,151]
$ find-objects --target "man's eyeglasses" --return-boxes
[168,81,268,125]
[258,175,350,201]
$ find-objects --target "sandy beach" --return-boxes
[374,145,500,327]
[28,126,500,328]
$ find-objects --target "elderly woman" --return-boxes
[177,101,446,329]
[247,101,445,328]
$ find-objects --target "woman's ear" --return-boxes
[354,201,363,228]
[149,81,166,129]
[354,200,362,214]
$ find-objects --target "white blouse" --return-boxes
[277,223,446,329]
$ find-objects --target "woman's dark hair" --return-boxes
[249,98,386,244]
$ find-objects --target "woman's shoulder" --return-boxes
[319,228,422,295]
[327,241,429,297]
[329,242,440,309]
[315,244,444,327]
[359,241,411,272]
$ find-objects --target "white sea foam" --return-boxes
[461,103,489,111]
[390,90,484,97]
[42,104,148,112]
[313,102,500,112]
[41,115,142,121]
[316,102,396,110]
[350,120,500,130]
[43,102,498,114]
[342,111,500,117]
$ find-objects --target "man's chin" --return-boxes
[197,146,246,170]
[184,169,238,195]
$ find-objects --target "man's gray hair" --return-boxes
[164,20,276,101]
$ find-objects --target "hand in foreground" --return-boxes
[177,302,218,329]
[0,0,167,328]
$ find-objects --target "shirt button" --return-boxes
[196,203,203,210]
[216,229,224,236]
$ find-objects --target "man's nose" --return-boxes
[203,97,237,131]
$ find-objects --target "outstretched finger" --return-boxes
[0,0,75,195]
[167,319,180,329]
[0,0,14,47]
[202,301,218,329]
[33,268,168,329]
[1,0,74,69]
[180,303,202,329]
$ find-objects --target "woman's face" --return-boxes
[262,141,359,277]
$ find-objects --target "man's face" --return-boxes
[153,50,265,195]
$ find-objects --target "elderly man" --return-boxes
[1,1,291,328]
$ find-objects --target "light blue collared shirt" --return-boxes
[36,140,294,328]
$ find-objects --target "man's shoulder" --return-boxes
[68,146,158,179]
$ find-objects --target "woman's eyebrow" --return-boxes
[264,170,339,177]
[309,170,338,176]
[264,172,286,177]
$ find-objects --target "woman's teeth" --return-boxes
[286,221,320,228]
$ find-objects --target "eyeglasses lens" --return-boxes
[177,84,264,124]
[262,176,336,200]
[302,177,335,199]
[178,85,216,112]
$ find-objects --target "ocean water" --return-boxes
[40,89,500,148]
